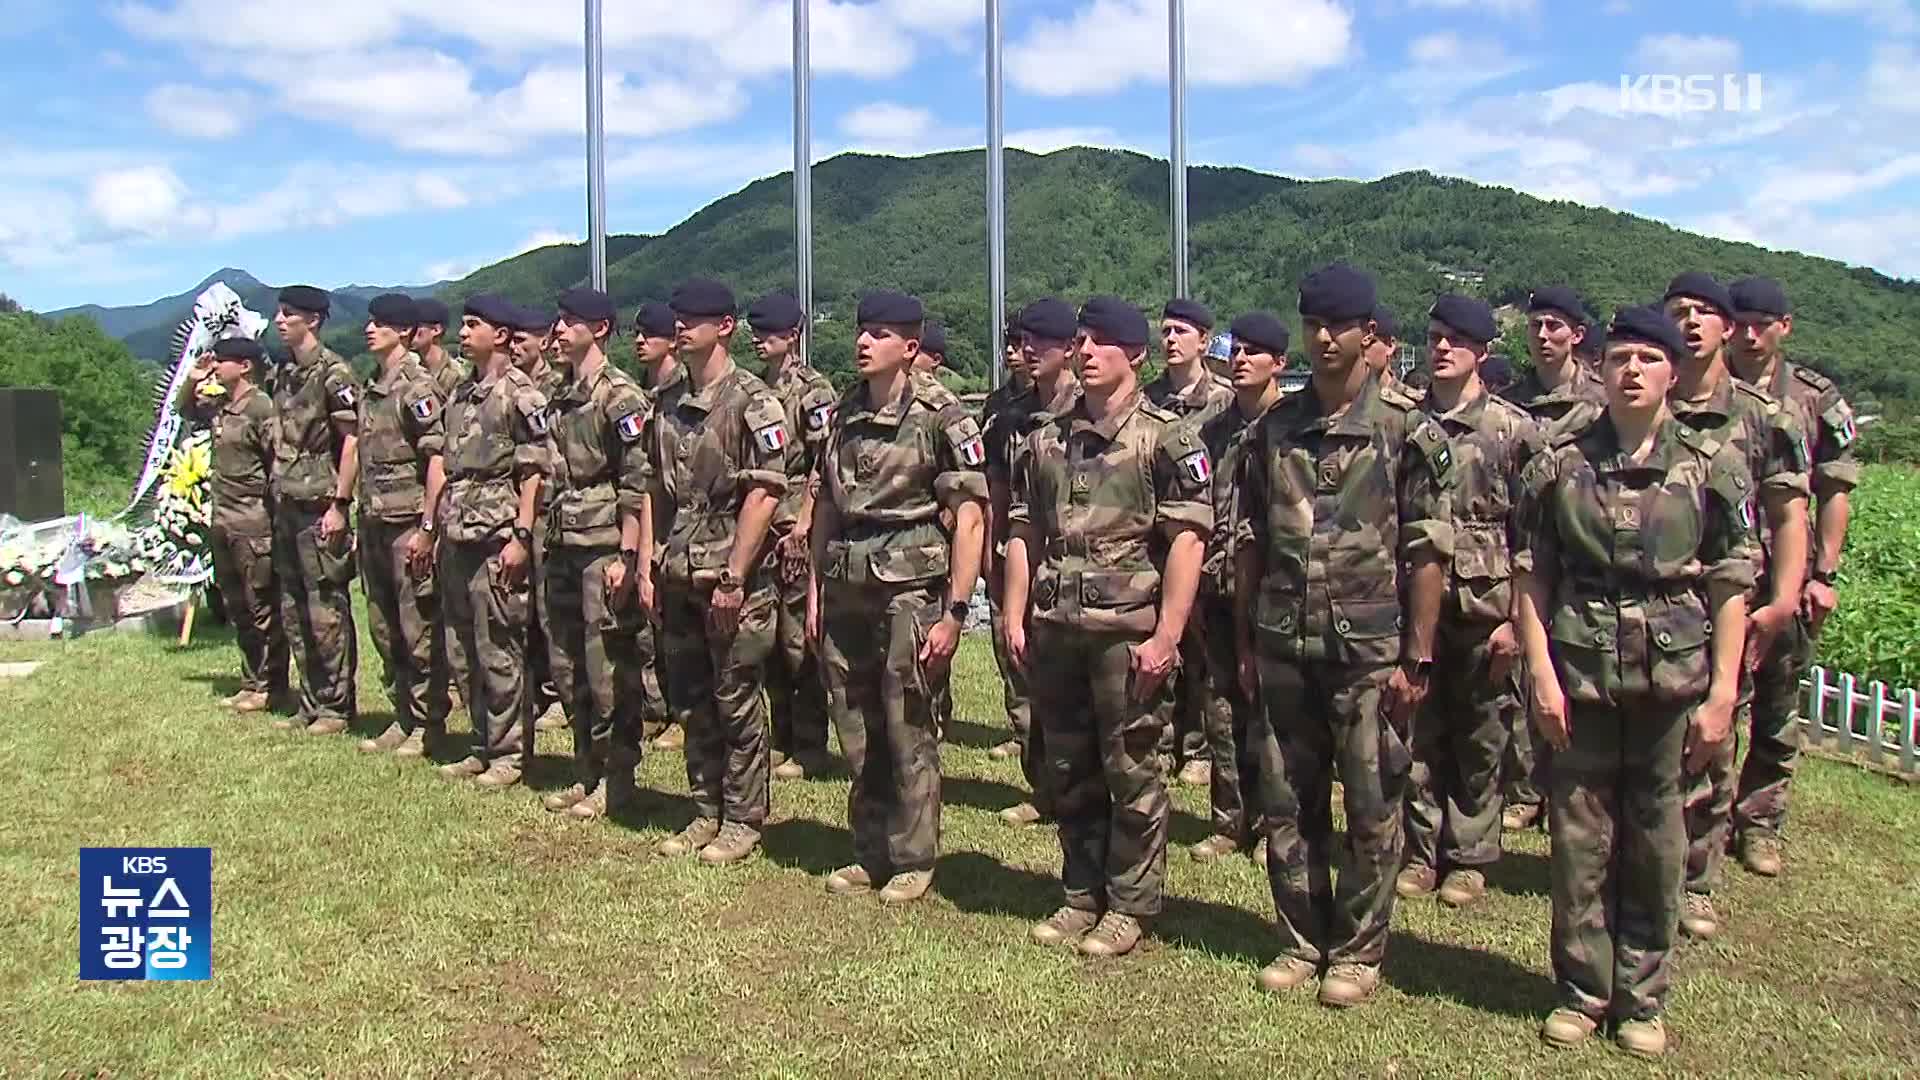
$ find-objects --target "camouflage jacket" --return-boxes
[1196,395,1270,598]
[978,375,1030,448]
[1235,375,1456,665]
[1669,373,1810,587]
[767,359,838,529]
[1500,361,1605,443]
[547,359,650,549]
[1144,367,1234,423]
[176,381,276,537]
[270,342,359,504]
[1425,387,1543,625]
[1515,415,1757,706]
[643,363,791,586]
[1010,390,1213,635]
[424,352,468,400]
[1749,358,1860,498]
[520,355,568,515]
[819,371,989,589]
[355,354,446,524]
[443,364,552,544]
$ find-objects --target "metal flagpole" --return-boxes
[1168,0,1188,298]
[987,0,1005,388]
[585,0,607,291]
[794,0,813,363]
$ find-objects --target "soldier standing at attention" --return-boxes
[630,301,682,748]
[178,337,287,715]
[1004,296,1212,958]
[748,290,837,781]
[350,295,451,758]
[434,294,551,787]
[1396,295,1541,909]
[413,298,467,401]
[534,288,651,821]
[509,305,569,735]
[1663,272,1809,942]
[1188,311,1288,861]
[996,298,1083,828]
[642,278,791,864]
[980,322,1032,763]
[812,290,988,903]
[1496,286,1606,832]
[912,319,958,740]
[268,285,362,735]
[1518,306,1754,1058]
[1726,276,1858,879]
[1234,264,1454,1007]
[1365,305,1402,390]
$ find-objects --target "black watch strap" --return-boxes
[1812,567,1837,585]
[512,526,534,546]
[947,600,971,622]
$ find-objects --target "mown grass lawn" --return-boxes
[3,615,1917,1078]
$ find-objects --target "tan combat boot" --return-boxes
[988,739,1021,760]
[652,723,685,751]
[698,822,761,864]
[1680,892,1719,939]
[543,784,586,812]
[229,690,270,713]
[1503,801,1543,831]
[305,716,348,736]
[1438,868,1487,909]
[474,763,522,790]
[1257,956,1319,994]
[1616,1017,1667,1058]
[1000,802,1044,827]
[772,756,808,781]
[1738,833,1783,878]
[440,755,485,780]
[357,723,407,754]
[270,717,300,731]
[1077,912,1142,958]
[826,864,874,896]
[393,728,429,759]
[567,785,609,820]
[657,816,721,857]
[1176,758,1211,788]
[1395,863,1438,898]
[879,870,933,905]
[1318,962,1381,1007]
[534,705,568,732]
[1031,906,1100,946]
[1191,835,1239,862]
[1540,1007,1599,1048]
[218,689,249,708]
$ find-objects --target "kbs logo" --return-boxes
[80,847,212,981]
[1619,73,1764,114]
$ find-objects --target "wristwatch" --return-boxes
[330,495,351,510]
[513,525,535,547]
[717,567,742,591]
[1402,657,1435,679]
[619,546,640,566]
[947,599,970,623]
[418,514,436,535]
[1812,567,1838,585]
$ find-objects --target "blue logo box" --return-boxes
[79,847,211,981]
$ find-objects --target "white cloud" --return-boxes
[1692,205,1920,279]
[1760,0,1918,33]
[144,84,247,139]
[87,166,194,237]
[1007,0,1352,96]
[423,227,581,283]
[1631,33,1744,75]
[1868,44,1920,109]
[1749,154,1920,208]
[1391,33,1531,106]
[839,102,935,141]
[1407,0,1538,13]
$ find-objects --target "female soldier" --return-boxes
[1514,305,1754,1058]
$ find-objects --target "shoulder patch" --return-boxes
[409,395,438,421]
[807,401,836,432]
[1827,400,1858,447]
[1139,398,1180,424]
[1177,448,1212,484]
[1408,417,1454,481]
[1790,364,1834,394]
[615,411,644,442]
[755,422,790,452]
[333,383,357,409]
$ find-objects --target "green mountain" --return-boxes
[439,146,1920,412]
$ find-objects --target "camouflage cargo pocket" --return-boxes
[244,535,275,594]
[1330,598,1402,666]
[1253,584,1301,642]
[486,557,531,630]
[313,532,357,587]
[1648,610,1710,704]
[1077,569,1159,620]
[1547,602,1616,706]
[869,543,948,585]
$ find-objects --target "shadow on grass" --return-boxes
[1484,849,1551,899]
[607,787,702,837]
[183,671,245,701]
[943,719,1011,752]
[941,774,1031,815]
[1385,931,1555,1018]
[761,817,856,877]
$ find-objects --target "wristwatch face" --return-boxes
[949,601,970,621]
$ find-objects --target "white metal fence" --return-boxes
[1800,665,1920,775]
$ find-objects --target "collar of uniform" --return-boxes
[680,363,742,415]
[1320,373,1392,437]
[566,358,613,399]
[1431,385,1490,433]
[1765,357,1794,401]
[371,351,420,395]
[288,339,328,373]
[1591,413,1689,475]
[1671,371,1735,422]
[221,383,259,414]
[1040,375,1081,417]
[1068,388,1143,442]
[647,362,686,395]
[845,372,915,428]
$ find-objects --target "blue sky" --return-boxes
[3,0,1917,311]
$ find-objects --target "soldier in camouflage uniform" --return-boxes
[1395,295,1542,910]
[913,320,958,741]
[980,322,1033,762]
[1727,276,1859,878]
[348,294,451,757]
[995,299,1084,828]
[177,336,287,714]
[1146,298,1234,790]
[1661,273,1810,942]
[1234,264,1455,1007]
[813,291,988,904]
[748,290,837,780]
[533,288,652,821]
[267,285,362,734]
[1365,305,1403,391]
[1188,311,1288,861]
[1005,296,1212,959]
[1517,305,1755,1058]
[413,299,464,719]
[509,304,569,735]
[629,302,682,747]
[1496,286,1605,832]
[434,294,551,787]
[642,278,792,864]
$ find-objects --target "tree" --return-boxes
[0,312,155,506]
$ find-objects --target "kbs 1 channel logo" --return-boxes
[79,848,212,981]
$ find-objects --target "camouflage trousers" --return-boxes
[1028,623,1171,918]
[210,525,286,697]
[1156,627,1210,766]
[1195,595,1258,844]
[1406,616,1518,870]
[1502,669,1548,810]
[660,577,776,828]
[1251,658,1407,967]
[527,523,560,722]
[272,501,358,724]
[769,557,829,761]
[443,538,530,769]
[359,517,450,734]
[1551,696,1689,1023]
[544,546,645,789]
[819,580,944,875]
[1683,664,1756,895]
[1733,613,1813,841]
[988,592,1032,742]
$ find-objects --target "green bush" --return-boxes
[0,312,154,517]
[1818,464,1920,690]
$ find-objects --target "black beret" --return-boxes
[1228,311,1290,356]
[1019,298,1077,340]
[920,321,947,357]
[1298,263,1376,322]
[512,304,554,335]
[1527,285,1589,324]
[277,284,330,316]
[1608,304,1689,360]
[1730,276,1791,318]
[669,277,735,318]
[211,336,265,362]
[1482,355,1513,388]
[558,287,615,324]
[1162,297,1215,331]
[633,301,676,338]
[367,293,420,327]
[415,298,449,326]
[1429,293,1499,345]
[462,293,517,329]
[1663,272,1734,319]
[856,290,925,325]
[1371,304,1399,340]
[1078,295,1149,349]
[746,291,805,333]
